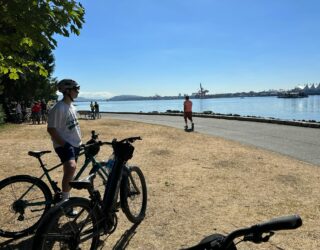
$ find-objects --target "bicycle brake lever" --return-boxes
[261,232,274,242]
[244,232,274,243]
[128,136,142,143]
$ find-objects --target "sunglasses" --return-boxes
[71,86,80,91]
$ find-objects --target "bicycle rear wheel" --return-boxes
[32,197,100,250]
[0,175,52,238]
[120,166,147,223]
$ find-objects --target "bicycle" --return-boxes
[0,131,116,239]
[182,214,302,250]
[32,136,147,250]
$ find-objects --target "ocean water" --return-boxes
[75,95,320,122]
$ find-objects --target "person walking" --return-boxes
[47,79,81,212]
[90,101,95,119]
[94,101,100,119]
[183,95,194,131]
[15,101,22,123]
[40,99,48,124]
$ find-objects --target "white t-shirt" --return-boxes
[47,101,82,148]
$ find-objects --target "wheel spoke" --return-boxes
[34,198,100,249]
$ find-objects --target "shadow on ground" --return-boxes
[111,222,141,250]
[184,128,194,132]
[0,236,33,250]
[0,222,141,250]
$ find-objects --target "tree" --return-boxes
[1,48,58,103]
[0,0,85,80]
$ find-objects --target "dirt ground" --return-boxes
[0,118,319,250]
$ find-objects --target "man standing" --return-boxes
[47,79,81,210]
[90,101,95,119]
[183,95,194,131]
[15,101,22,123]
[94,101,100,119]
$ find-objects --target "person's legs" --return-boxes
[37,112,41,124]
[187,113,194,130]
[184,113,188,129]
[62,159,77,193]
[32,112,35,124]
[55,144,79,201]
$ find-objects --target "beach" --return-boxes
[0,118,319,249]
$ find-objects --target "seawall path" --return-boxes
[99,112,320,166]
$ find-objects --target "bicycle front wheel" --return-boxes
[33,197,100,250]
[120,166,147,223]
[0,175,52,238]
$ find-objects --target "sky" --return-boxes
[53,0,320,99]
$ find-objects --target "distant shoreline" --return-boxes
[106,93,278,102]
[77,93,320,102]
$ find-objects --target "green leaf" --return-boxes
[9,68,17,73]
[0,67,9,74]
[9,72,19,80]
[20,37,33,47]
[39,68,48,77]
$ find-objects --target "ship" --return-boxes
[277,91,308,98]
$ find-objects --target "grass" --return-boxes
[0,118,319,249]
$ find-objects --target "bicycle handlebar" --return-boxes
[252,214,302,232]
[221,214,302,248]
[89,130,142,144]
[80,135,142,150]
[183,214,302,250]
[118,136,142,143]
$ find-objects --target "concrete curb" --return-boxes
[82,111,320,129]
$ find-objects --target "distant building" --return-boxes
[301,83,320,95]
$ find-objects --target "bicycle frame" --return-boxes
[18,150,109,208]
[102,158,126,214]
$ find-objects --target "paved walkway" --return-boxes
[103,113,320,166]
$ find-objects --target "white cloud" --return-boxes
[78,91,114,99]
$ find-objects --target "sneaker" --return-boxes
[65,207,79,218]
[184,125,188,130]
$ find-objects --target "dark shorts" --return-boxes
[55,142,80,163]
[184,112,192,120]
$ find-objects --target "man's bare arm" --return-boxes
[47,127,65,146]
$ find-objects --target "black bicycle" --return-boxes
[0,131,125,239]
[183,214,302,250]
[32,136,147,250]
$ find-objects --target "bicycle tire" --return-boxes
[120,166,147,223]
[32,197,100,250]
[0,175,53,238]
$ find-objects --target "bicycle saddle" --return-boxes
[28,150,52,158]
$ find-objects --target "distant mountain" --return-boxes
[107,95,145,101]
[76,97,106,102]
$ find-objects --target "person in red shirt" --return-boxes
[31,101,41,124]
[183,95,194,131]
